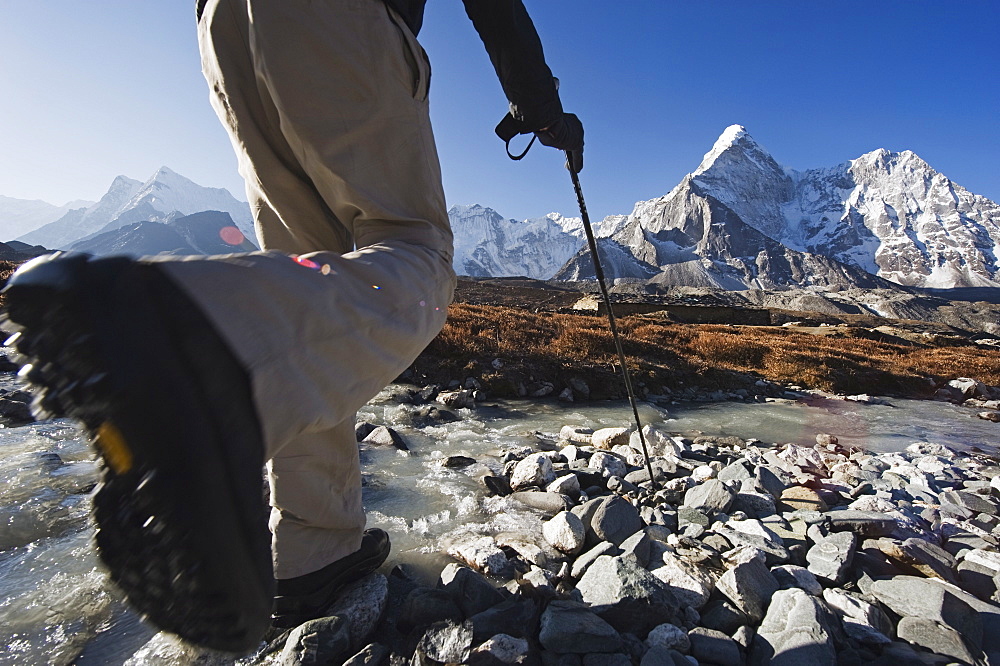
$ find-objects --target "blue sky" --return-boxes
[1,1,997,224]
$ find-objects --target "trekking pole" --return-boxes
[566,154,658,491]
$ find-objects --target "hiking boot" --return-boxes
[271,528,390,628]
[1,252,274,653]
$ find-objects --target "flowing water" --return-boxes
[0,375,997,664]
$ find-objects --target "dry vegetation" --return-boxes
[415,302,1000,399]
[1,257,996,401]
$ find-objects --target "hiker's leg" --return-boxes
[266,421,365,578]
[190,0,455,578]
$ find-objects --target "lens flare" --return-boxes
[219,226,245,246]
[294,256,321,270]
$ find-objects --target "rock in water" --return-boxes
[510,453,556,490]
[362,425,408,450]
[439,563,506,618]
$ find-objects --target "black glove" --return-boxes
[535,113,584,173]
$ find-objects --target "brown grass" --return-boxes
[415,304,1000,399]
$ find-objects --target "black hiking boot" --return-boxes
[1,252,274,653]
[271,528,390,628]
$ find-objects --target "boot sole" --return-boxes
[2,253,273,653]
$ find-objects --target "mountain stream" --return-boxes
[0,376,996,665]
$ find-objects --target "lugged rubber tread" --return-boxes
[2,253,273,653]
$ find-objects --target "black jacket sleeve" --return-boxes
[462,0,563,131]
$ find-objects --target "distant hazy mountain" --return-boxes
[556,125,1000,289]
[69,210,258,257]
[18,167,253,250]
[0,195,94,241]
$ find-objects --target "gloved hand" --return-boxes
[535,113,584,173]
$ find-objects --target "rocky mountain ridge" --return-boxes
[558,126,1000,290]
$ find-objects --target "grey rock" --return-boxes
[538,600,623,654]
[582,654,631,666]
[362,425,408,450]
[416,620,474,664]
[896,616,982,664]
[279,616,352,666]
[448,536,510,576]
[870,576,984,649]
[732,490,776,518]
[442,455,476,468]
[676,506,710,530]
[510,491,571,516]
[591,495,644,546]
[770,564,822,596]
[399,587,463,633]
[589,451,628,478]
[718,460,752,482]
[639,646,689,666]
[543,510,586,554]
[716,556,779,622]
[825,510,898,537]
[470,597,540,642]
[326,573,389,650]
[645,623,690,652]
[957,559,1000,601]
[942,489,998,515]
[439,564,506,618]
[341,643,390,666]
[682,479,735,514]
[575,554,681,634]
[547,473,582,499]
[510,453,556,490]
[806,530,856,585]
[688,627,741,666]
[753,588,836,666]
[821,588,892,647]
[647,541,717,609]
[756,465,790,499]
[874,537,957,582]
[355,422,378,441]
[470,633,529,665]
[619,530,652,567]
[716,522,789,566]
[592,427,631,450]
[571,541,619,579]
[698,599,750,635]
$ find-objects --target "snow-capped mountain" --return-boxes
[689,125,1000,288]
[448,204,623,279]
[0,195,95,242]
[559,125,1000,289]
[18,167,253,250]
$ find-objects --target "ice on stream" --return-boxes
[0,380,997,664]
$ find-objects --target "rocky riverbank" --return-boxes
[159,398,1000,666]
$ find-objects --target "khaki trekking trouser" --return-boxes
[167,0,455,578]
